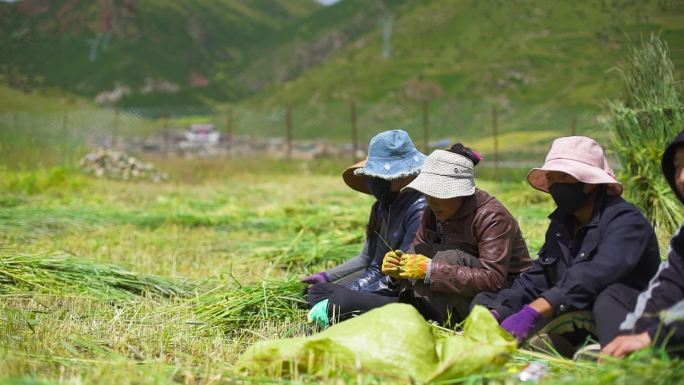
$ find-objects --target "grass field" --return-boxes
[0,160,681,384]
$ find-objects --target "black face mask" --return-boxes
[366,178,398,208]
[549,182,592,215]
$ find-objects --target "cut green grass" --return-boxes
[0,250,194,299]
[0,163,679,384]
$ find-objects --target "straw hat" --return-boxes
[402,149,475,199]
[343,130,426,194]
[527,136,623,195]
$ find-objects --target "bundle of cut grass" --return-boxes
[609,35,684,237]
[0,250,193,299]
[195,278,306,331]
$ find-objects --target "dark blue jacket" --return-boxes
[620,226,684,354]
[619,130,684,355]
[346,190,426,295]
[479,193,660,318]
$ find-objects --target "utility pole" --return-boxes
[286,105,293,160]
[422,100,429,153]
[350,101,358,161]
[492,105,499,178]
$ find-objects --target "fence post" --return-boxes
[571,116,577,136]
[286,104,293,160]
[492,105,499,178]
[62,112,69,142]
[422,100,429,153]
[13,112,18,130]
[350,101,358,161]
[226,109,233,154]
[112,108,120,149]
[162,113,169,156]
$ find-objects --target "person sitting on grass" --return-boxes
[471,136,661,357]
[602,129,684,358]
[302,129,427,325]
[308,143,533,327]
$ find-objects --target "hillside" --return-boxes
[243,0,684,142]
[234,0,411,95]
[0,0,319,107]
[256,0,684,107]
[1,0,683,120]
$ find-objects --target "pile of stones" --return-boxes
[79,149,168,182]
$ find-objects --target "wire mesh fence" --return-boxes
[0,98,609,169]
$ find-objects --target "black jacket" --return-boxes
[619,130,684,354]
[620,227,684,354]
[346,190,426,295]
[476,193,660,319]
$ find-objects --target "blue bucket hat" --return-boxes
[343,129,426,194]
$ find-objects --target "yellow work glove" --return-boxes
[381,250,403,279]
[399,254,430,279]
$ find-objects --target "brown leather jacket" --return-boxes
[410,188,532,297]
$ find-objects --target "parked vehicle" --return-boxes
[185,124,220,146]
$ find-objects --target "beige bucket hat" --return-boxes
[402,149,476,199]
[527,136,623,195]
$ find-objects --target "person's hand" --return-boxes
[500,305,542,343]
[601,332,651,358]
[382,250,403,279]
[307,299,330,329]
[398,254,430,279]
[300,272,329,285]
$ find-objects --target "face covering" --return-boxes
[366,178,398,208]
[548,182,592,215]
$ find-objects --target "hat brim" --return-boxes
[346,152,425,194]
[343,159,371,194]
[527,159,623,195]
[403,172,476,199]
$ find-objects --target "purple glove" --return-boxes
[490,309,501,323]
[300,272,330,285]
[500,305,541,343]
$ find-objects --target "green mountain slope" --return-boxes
[244,0,684,143]
[1,0,682,121]
[257,0,684,107]
[234,0,411,94]
[0,0,319,107]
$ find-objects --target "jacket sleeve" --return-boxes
[620,232,684,348]
[346,238,383,292]
[471,256,550,319]
[410,210,431,250]
[325,241,371,282]
[400,199,425,251]
[541,209,658,314]
[649,300,684,349]
[427,209,518,296]
[350,199,426,293]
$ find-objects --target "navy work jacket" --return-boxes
[620,224,684,355]
[346,189,426,295]
[490,194,660,317]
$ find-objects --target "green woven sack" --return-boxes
[235,304,515,383]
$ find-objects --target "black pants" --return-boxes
[309,245,482,326]
[593,283,641,346]
[307,282,397,322]
[473,282,641,346]
[307,282,470,326]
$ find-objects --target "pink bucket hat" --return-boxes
[527,136,623,196]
